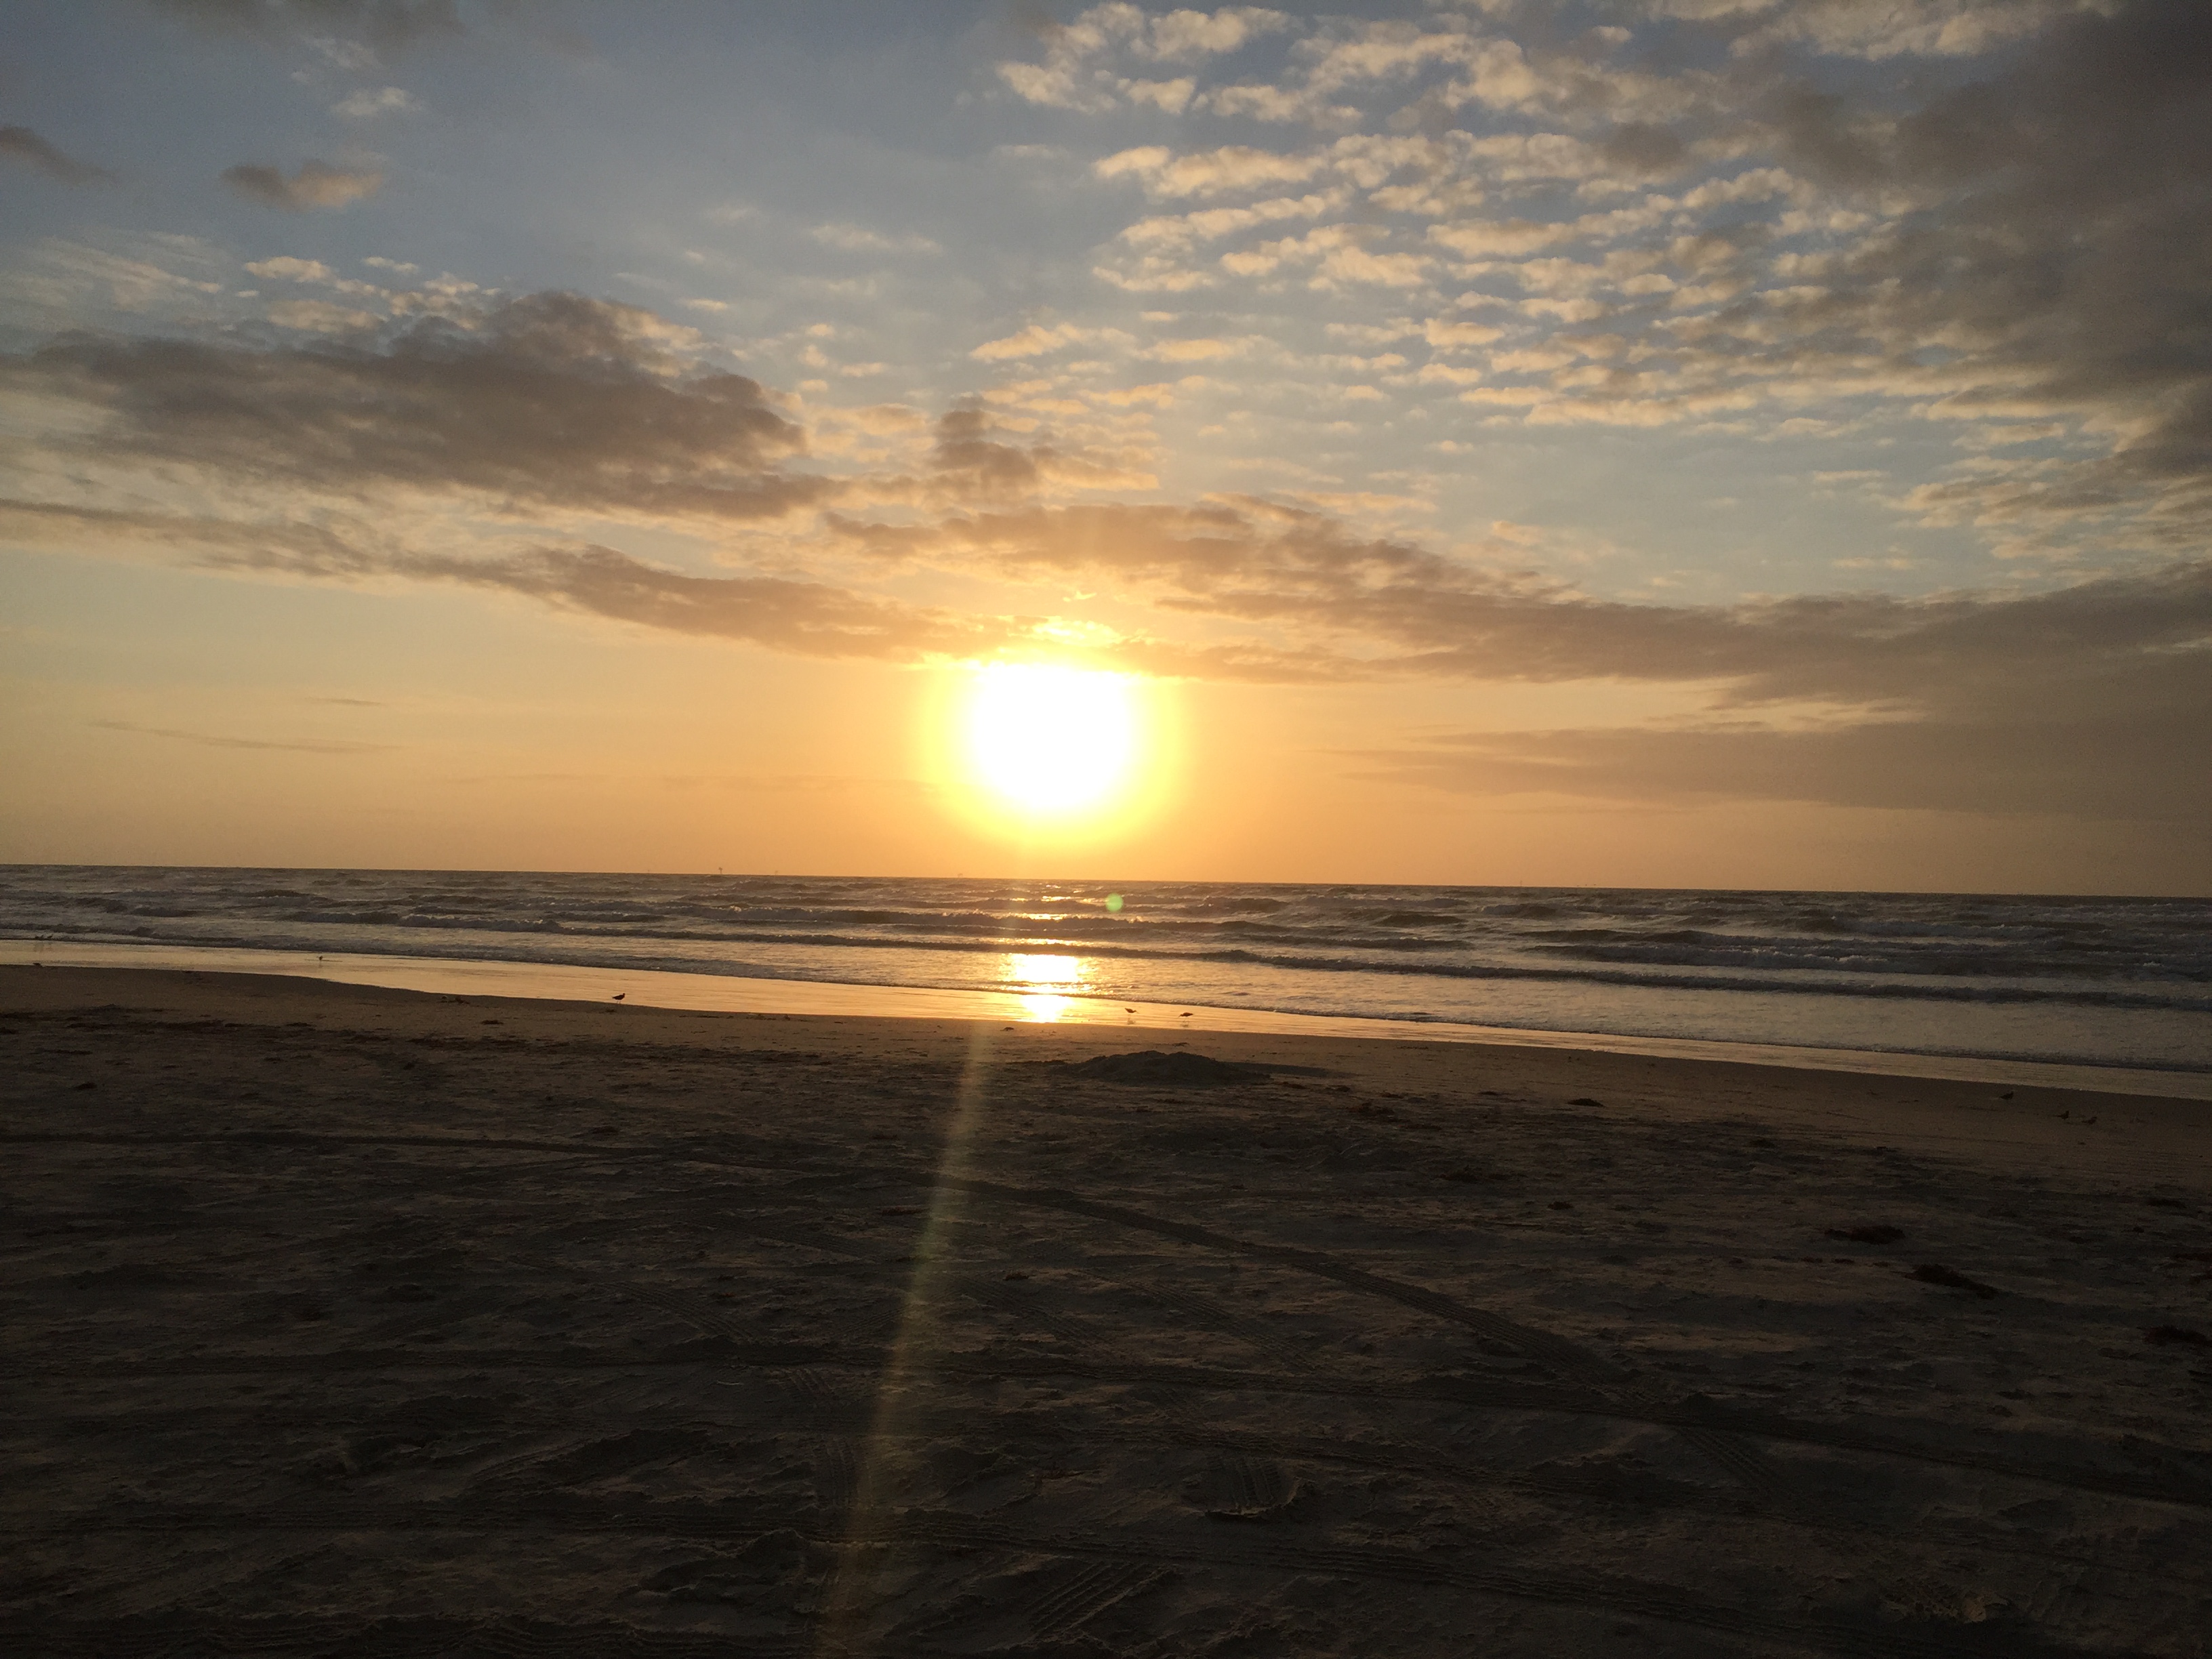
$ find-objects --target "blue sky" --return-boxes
[3,1,2207,889]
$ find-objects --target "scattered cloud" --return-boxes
[1097,144,1327,199]
[331,85,418,118]
[970,321,1127,361]
[1037,3,2212,558]
[0,125,115,186]
[809,222,942,256]
[1141,336,1237,362]
[267,297,382,331]
[244,255,334,281]
[222,159,384,209]
[0,235,230,316]
[1145,7,1289,61]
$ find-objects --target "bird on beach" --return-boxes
[611,993,626,1001]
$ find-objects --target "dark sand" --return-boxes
[4,965,2210,1657]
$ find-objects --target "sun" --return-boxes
[962,663,1140,821]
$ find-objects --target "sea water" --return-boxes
[2,867,2207,1077]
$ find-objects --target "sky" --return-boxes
[1,0,2207,893]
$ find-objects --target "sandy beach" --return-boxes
[5,963,2210,1657]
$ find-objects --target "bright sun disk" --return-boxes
[964,663,1139,820]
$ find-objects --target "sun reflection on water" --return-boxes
[1006,951,1084,1021]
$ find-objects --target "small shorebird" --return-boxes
[611,993,626,1001]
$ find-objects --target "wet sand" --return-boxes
[4,964,2210,1656]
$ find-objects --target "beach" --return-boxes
[5,964,2211,1656]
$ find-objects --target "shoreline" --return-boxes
[6,938,2207,1100]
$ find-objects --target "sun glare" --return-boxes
[964,663,1140,821]
[1007,951,1084,1021]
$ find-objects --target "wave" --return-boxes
[13,912,2211,1014]
[7,869,2209,1013]
[33,890,2209,982]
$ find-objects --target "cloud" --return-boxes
[5,255,2204,834]
[1096,144,1328,199]
[1423,317,1502,350]
[994,3,1287,112]
[1298,22,1486,95]
[994,2,1143,111]
[1216,222,1431,288]
[970,321,1117,361]
[244,255,335,281]
[1732,0,2212,552]
[222,159,384,209]
[0,126,115,186]
[1,491,1311,682]
[825,495,2212,823]
[244,539,1032,662]
[0,236,230,316]
[1122,77,1196,112]
[1718,0,2098,62]
[1119,192,1342,250]
[16,272,2197,708]
[1358,706,2211,824]
[809,222,942,256]
[331,85,418,118]
[8,291,820,521]
[1042,3,2210,560]
[827,493,2212,707]
[4,490,1344,684]
[918,409,1156,499]
[1142,337,1235,362]
[1144,7,1289,60]
[267,297,382,332]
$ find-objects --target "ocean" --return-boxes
[2,866,2207,1079]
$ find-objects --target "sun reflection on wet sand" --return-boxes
[1006,951,1084,1022]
